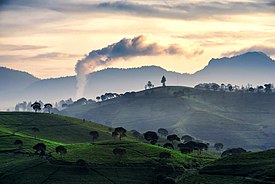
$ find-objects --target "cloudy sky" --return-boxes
[0,0,275,78]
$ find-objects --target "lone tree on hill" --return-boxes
[214,143,224,151]
[161,76,166,87]
[89,131,99,142]
[55,146,67,158]
[158,128,168,137]
[14,139,23,149]
[113,147,126,160]
[113,127,127,141]
[31,102,41,112]
[167,134,180,144]
[44,103,53,113]
[33,143,46,155]
[31,127,40,138]
[144,131,159,145]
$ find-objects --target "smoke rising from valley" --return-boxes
[75,35,203,98]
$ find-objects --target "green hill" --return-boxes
[1,112,274,184]
[0,112,200,184]
[61,86,275,150]
[197,149,275,183]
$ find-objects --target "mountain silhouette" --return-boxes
[1,52,275,109]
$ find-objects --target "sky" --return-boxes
[0,0,275,78]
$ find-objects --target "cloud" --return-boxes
[1,0,274,20]
[0,52,80,62]
[75,34,203,97]
[27,52,80,60]
[92,1,275,20]
[0,55,22,62]
[0,44,48,51]
[221,45,275,57]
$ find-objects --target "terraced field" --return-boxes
[1,112,274,184]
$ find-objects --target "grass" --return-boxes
[200,149,275,182]
[1,112,274,184]
[61,86,275,150]
[0,112,201,184]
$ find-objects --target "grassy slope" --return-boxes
[199,149,275,182]
[0,112,198,184]
[61,86,275,150]
[1,112,274,184]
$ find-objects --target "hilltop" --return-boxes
[61,86,275,150]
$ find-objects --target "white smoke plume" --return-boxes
[75,35,203,98]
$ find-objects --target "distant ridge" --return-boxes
[1,51,275,109]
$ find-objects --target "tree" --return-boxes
[33,143,46,155]
[167,134,180,144]
[144,131,159,145]
[44,103,53,113]
[161,76,166,87]
[158,128,168,137]
[228,84,233,91]
[214,143,224,151]
[181,135,194,143]
[257,85,264,93]
[211,83,220,91]
[55,146,67,158]
[159,152,171,159]
[14,139,23,149]
[31,102,41,112]
[112,131,118,139]
[248,87,255,93]
[146,81,154,89]
[264,84,272,93]
[113,147,126,160]
[113,127,127,141]
[96,96,101,102]
[31,127,40,138]
[101,95,106,101]
[221,148,246,157]
[178,143,195,154]
[163,143,174,150]
[89,131,99,142]
[182,141,197,151]
[196,142,208,154]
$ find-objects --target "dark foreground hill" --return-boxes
[61,86,275,150]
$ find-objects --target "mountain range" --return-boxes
[1,51,275,110]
